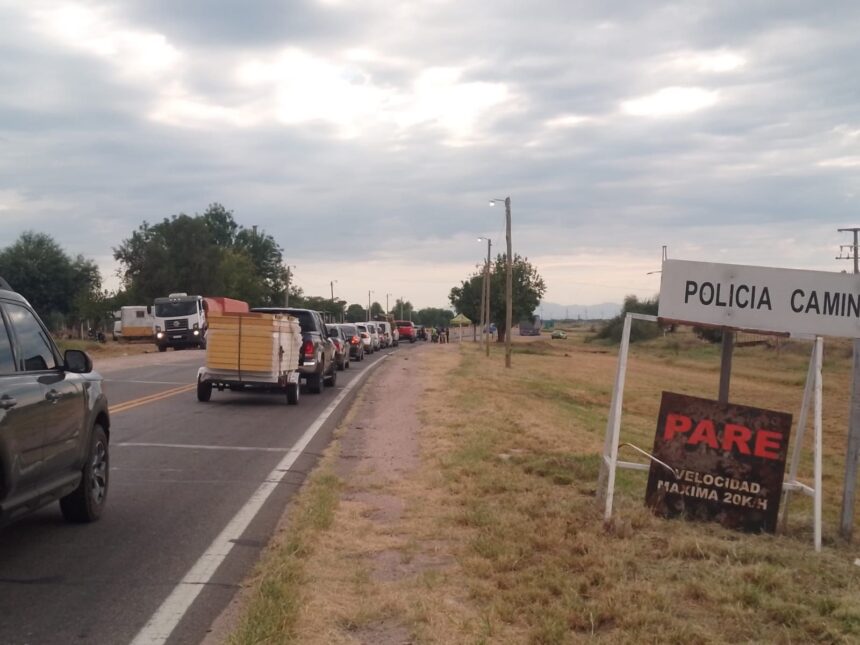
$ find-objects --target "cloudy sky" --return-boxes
[1,1,859,309]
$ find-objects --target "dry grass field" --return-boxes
[229,325,860,644]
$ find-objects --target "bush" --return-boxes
[594,295,661,343]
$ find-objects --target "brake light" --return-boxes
[361,332,369,339]
[302,339,315,358]
[350,335,359,344]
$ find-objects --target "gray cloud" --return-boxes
[1,0,858,307]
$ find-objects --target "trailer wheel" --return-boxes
[286,382,299,405]
[197,377,212,402]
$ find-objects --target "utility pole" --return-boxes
[485,238,492,357]
[490,197,513,368]
[837,227,860,540]
[367,290,372,322]
[284,266,293,307]
[386,293,391,314]
[400,297,403,320]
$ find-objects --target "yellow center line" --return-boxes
[110,383,197,415]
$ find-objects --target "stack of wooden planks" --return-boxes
[206,311,301,379]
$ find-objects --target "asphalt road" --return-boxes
[0,342,413,645]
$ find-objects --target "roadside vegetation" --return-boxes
[232,325,859,643]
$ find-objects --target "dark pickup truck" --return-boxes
[251,307,336,393]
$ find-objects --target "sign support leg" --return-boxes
[598,314,632,521]
[814,336,823,552]
[718,330,734,404]
[780,344,816,532]
[840,338,860,540]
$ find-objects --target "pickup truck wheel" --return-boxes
[307,371,323,394]
[326,366,338,387]
[60,424,109,523]
[197,377,212,402]
[158,345,167,352]
[286,382,299,405]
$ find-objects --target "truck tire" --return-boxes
[197,377,212,402]
[60,424,109,523]
[307,371,323,394]
[326,366,337,387]
[158,345,167,352]
[286,381,299,405]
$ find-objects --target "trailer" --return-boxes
[196,311,302,404]
[113,306,156,341]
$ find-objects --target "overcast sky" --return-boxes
[1,1,859,309]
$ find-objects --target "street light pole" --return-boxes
[386,293,391,314]
[491,197,513,368]
[367,290,373,322]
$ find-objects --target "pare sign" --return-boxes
[645,392,792,533]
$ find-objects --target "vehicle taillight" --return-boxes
[350,335,359,345]
[302,339,315,358]
[361,332,369,339]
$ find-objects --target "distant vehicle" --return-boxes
[0,276,110,526]
[375,321,394,348]
[356,323,373,354]
[551,329,568,340]
[519,315,542,336]
[366,323,381,351]
[396,320,416,343]
[252,308,336,393]
[374,314,399,346]
[326,324,351,370]
[113,305,155,342]
[153,294,249,351]
[339,323,364,361]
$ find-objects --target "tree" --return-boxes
[449,254,546,343]
[595,295,660,343]
[414,308,455,328]
[114,205,286,306]
[371,301,384,318]
[345,304,366,322]
[391,298,413,320]
[0,232,102,330]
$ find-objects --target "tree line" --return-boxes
[0,203,459,334]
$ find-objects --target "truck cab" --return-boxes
[153,293,206,351]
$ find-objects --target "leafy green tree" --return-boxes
[450,254,546,342]
[371,301,384,318]
[0,232,102,330]
[114,206,286,306]
[345,304,366,322]
[595,295,660,343]
[448,275,483,326]
[391,298,412,319]
[414,308,455,327]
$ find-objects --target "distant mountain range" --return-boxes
[534,301,621,321]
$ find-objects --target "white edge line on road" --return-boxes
[129,354,392,645]
[116,442,288,453]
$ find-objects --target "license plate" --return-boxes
[172,335,183,339]
[287,372,299,384]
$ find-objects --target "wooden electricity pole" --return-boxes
[837,227,860,540]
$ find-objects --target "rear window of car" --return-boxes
[342,325,357,335]
[356,325,367,332]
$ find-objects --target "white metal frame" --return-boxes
[598,313,824,551]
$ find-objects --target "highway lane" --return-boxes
[0,343,412,644]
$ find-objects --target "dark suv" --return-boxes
[0,278,110,526]
[252,308,336,393]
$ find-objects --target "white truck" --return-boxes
[153,293,208,351]
[112,306,156,342]
[196,311,302,404]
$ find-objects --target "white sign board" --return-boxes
[659,259,860,339]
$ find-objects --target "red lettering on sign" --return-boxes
[664,413,692,440]
[689,419,719,449]
[754,429,783,460]
[723,424,752,455]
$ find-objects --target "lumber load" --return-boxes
[205,311,300,379]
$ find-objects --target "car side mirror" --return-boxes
[64,349,93,374]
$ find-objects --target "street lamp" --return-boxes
[386,293,392,314]
[477,237,492,357]
[490,197,512,368]
[367,290,373,322]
